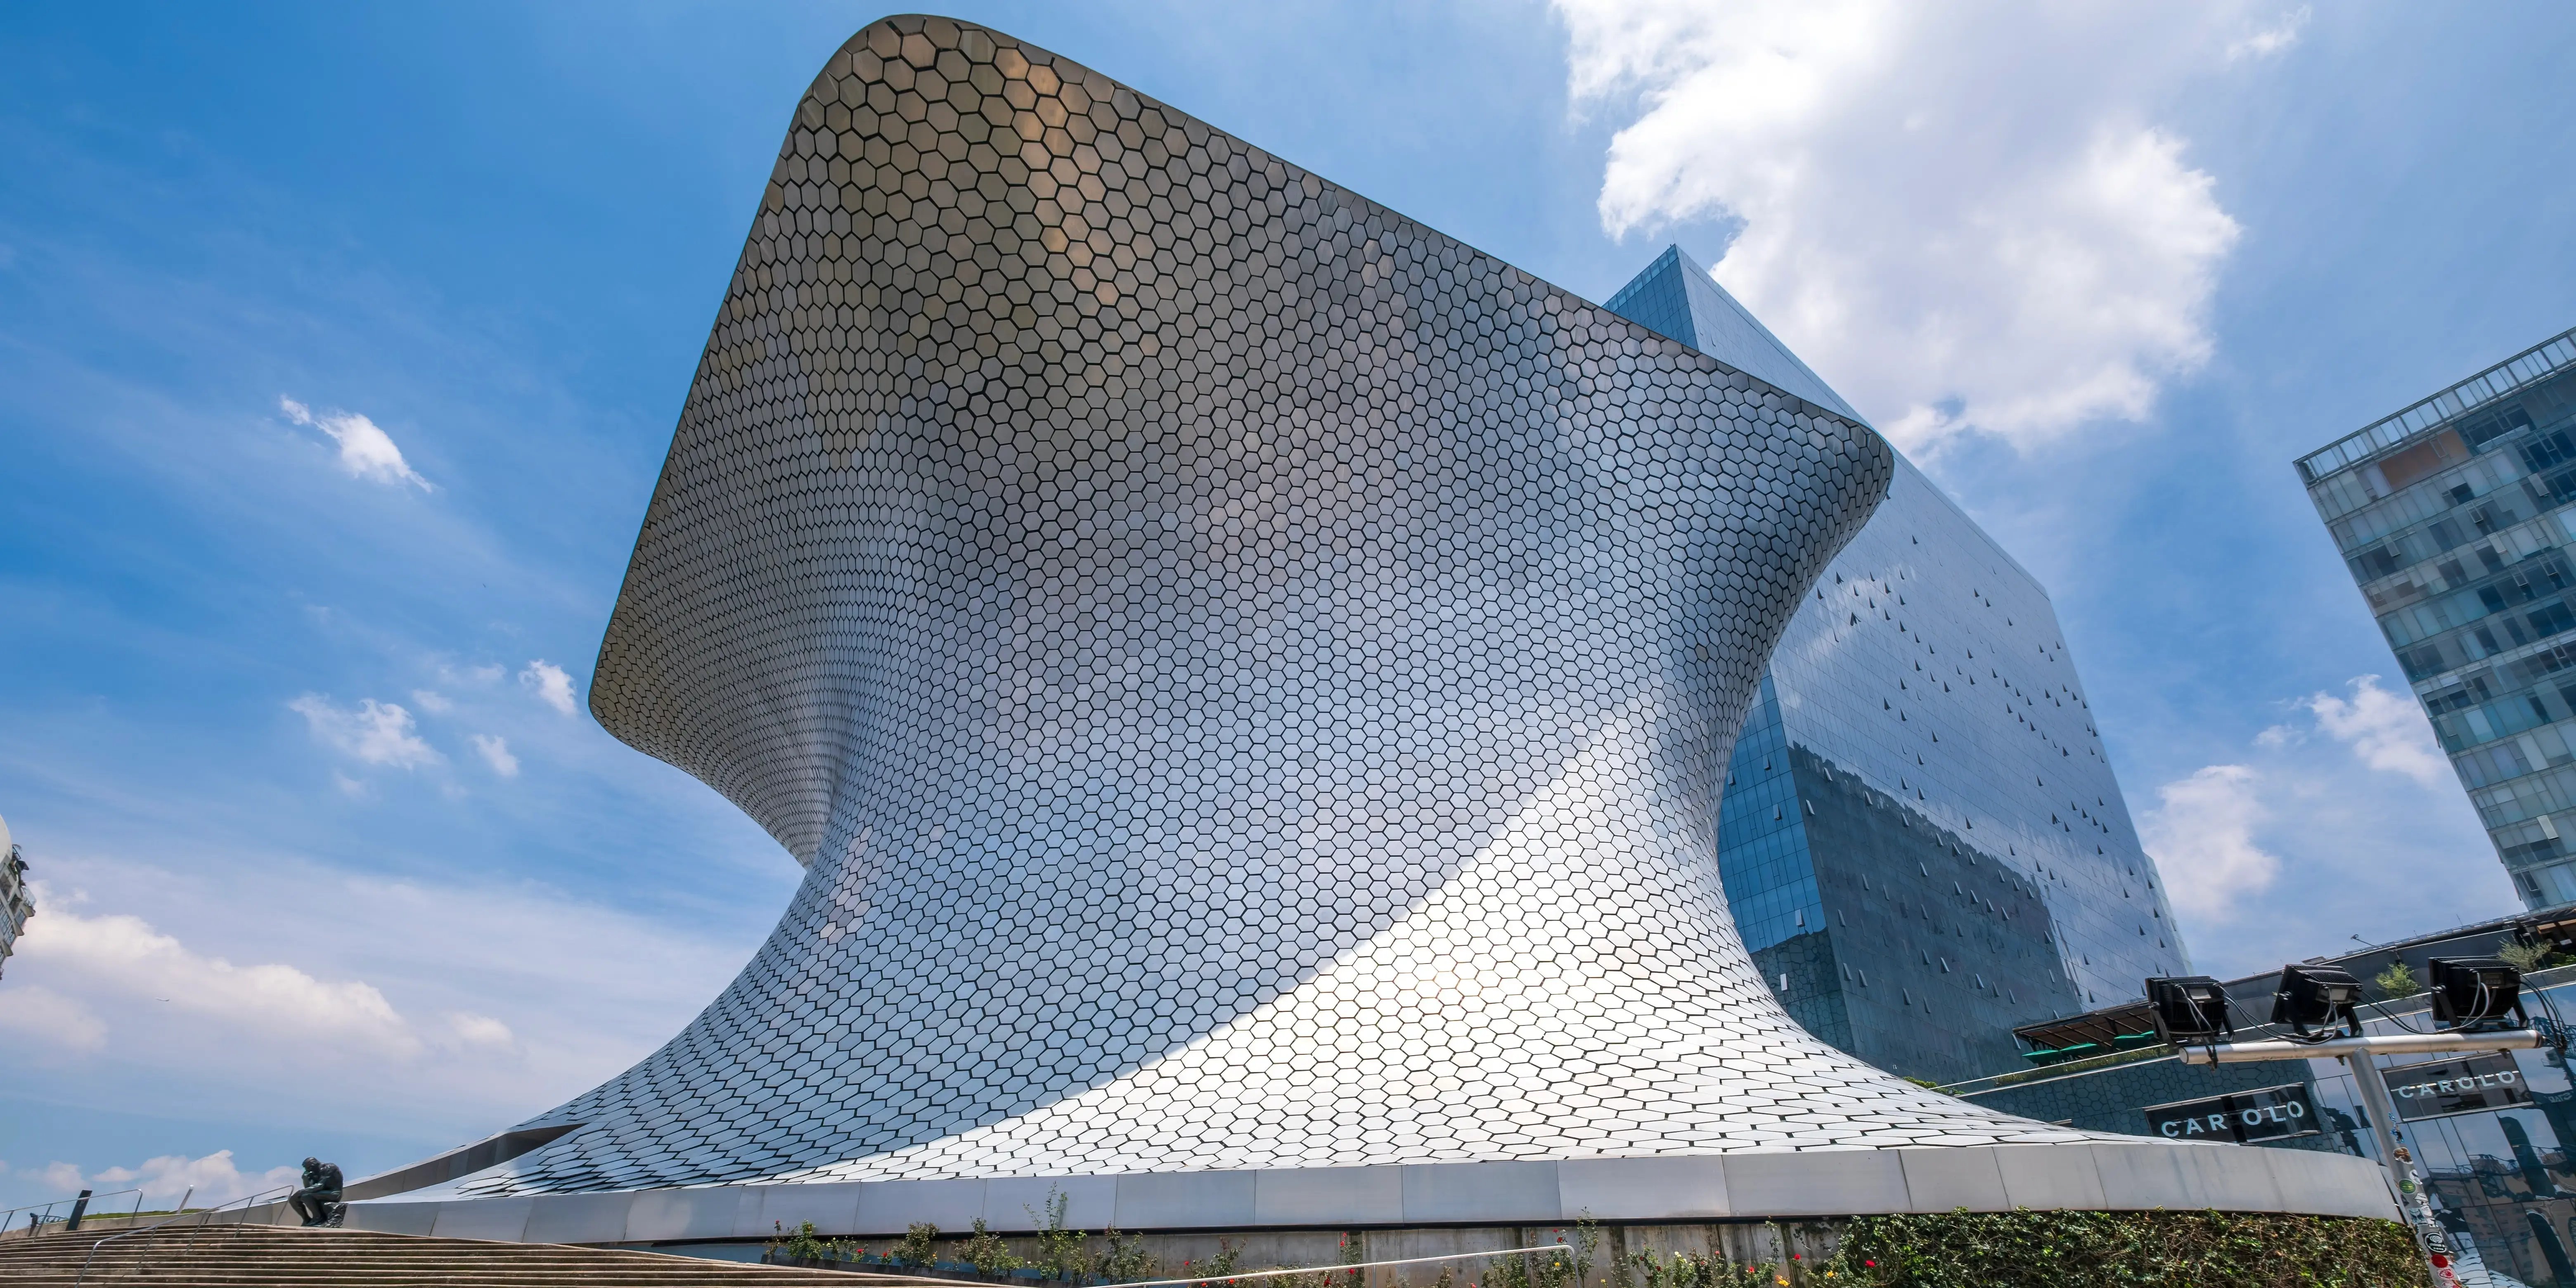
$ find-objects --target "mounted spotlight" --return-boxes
[2429,957,2527,1031]
[2145,975,2232,1046]
[2272,964,2363,1039]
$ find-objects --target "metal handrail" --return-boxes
[3,1189,143,1240]
[74,1185,291,1286]
[5,1200,68,1237]
[1115,1241,1593,1288]
[5,1200,73,1241]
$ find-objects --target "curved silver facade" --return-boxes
[470,14,2119,1198]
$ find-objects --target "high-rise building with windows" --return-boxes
[1608,247,2188,1083]
[0,813,31,982]
[2298,326,2576,907]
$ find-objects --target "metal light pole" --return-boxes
[2178,1030,2543,1063]
[2340,1047,2465,1288]
[2176,1031,2507,1288]
[2336,1046,2411,1177]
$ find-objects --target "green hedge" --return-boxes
[1821,1210,2423,1288]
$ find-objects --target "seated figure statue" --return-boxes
[287,1157,343,1228]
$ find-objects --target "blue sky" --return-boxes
[1,1,2570,1209]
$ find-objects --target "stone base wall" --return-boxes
[691,1222,1844,1286]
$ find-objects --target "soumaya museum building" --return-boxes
[317,13,2390,1251]
[2300,324,2576,909]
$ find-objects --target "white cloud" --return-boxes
[2301,674,2451,787]
[2228,5,2310,61]
[439,661,505,686]
[288,694,440,769]
[2139,764,2279,923]
[58,1151,301,1208]
[1555,0,2266,453]
[0,984,109,1053]
[469,733,520,778]
[519,660,577,716]
[2147,675,2513,976]
[5,895,423,1058]
[445,1011,515,1048]
[279,396,431,490]
[0,850,766,1142]
[0,884,526,1079]
[410,689,453,714]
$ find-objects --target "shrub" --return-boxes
[767,1220,850,1266]
[1093,1225,1160,1283]
[1822,1209,2421,1288]
[896,1222,940,1269]
[1179,1239,1243,1287]
[1029,1188,1086,1282]
[1629,1247,1721,1288]
[961,1217,1025,1276]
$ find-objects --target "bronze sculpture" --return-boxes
[289,1157,343,1228]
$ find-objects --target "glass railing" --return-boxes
[2299,328,2576,482]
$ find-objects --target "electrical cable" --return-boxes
[2364,994,2431,1036]
[2221,990,2341,1044]
[2532,970,2571,1058]
[2222,993,2267,1038]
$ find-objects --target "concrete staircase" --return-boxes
[0,1222,929,1286]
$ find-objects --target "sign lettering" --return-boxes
[2382,1053,2531,1121]
[2142,1084,2319,1144]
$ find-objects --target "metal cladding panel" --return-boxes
[469,14,2130,1196]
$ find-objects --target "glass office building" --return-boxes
[2299,326,2576,908]
[1608,248,2189,1083]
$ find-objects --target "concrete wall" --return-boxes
[336,1144,2393,1247]
[670,1223,1849,1284]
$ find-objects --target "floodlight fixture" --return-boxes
[2145,975,2232,1046]
[2272,963,2363,1038]
[2428,957,2526,1031]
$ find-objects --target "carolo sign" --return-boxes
[2143,1084,2319,1144]
[2382,1053,2531,1121]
